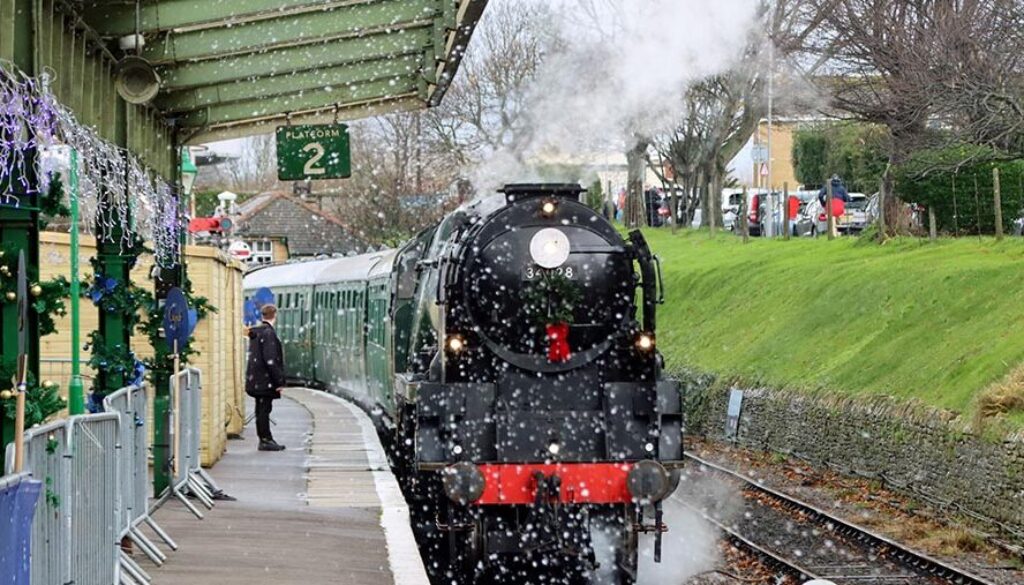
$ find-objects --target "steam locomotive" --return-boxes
[243,184,682,584]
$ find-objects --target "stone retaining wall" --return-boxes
[679,371,1024,535]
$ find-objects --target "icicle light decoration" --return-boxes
[0,64,181,267]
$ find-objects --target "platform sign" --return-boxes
[276,124,351,181]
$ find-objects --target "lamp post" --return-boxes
[181,147,198,217]
[68,148,84,415]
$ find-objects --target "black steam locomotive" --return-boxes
[244,184,682,584]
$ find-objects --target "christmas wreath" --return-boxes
[520,272,581,363]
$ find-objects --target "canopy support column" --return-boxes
[0,0,40,470]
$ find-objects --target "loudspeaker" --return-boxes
[115,56,161,105]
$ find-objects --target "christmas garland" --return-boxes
[0,361,65,428]
[0,246,70,336]
[39,172,71,230]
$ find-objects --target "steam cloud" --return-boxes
[469,0,760,193]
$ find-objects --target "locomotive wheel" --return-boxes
[589,508,638,585]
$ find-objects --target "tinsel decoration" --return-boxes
[0,65,182,267]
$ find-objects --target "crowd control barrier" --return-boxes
[3,367,217,585]
[103,385,175,585]
[170,368,221,519]
[0,472,42,585]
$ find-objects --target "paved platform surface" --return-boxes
[145,389,427,585]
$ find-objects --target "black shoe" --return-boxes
[212,490,237,501]
[258,440,286,451]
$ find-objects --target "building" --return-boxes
[234,191,363,264]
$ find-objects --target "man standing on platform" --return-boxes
[246,304,287,451]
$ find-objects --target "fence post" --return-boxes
[740,187,749,243]
[783,182,790,241]
[826,181,835,241]
[929,207,937,240]
[993,167,1003,240]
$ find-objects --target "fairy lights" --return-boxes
[0,65,181,267]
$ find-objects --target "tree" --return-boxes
[803,0,1024,233]
[424,1,555,167]
[792,123,889,192]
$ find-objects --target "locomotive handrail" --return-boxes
[653,254,666,305]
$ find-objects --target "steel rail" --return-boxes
[683,452,999,585]
[671,498,822,583]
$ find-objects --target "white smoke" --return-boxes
[469,0,760,192]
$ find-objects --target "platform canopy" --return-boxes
[80,0,488,143]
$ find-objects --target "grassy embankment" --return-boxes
[644,229,1024,429]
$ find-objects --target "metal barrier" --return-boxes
[0,471,42,585]
[170,368,218,518]
[5,414,120,585]
[1,366,216,585]
[103,386,175,585]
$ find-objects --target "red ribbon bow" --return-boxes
[546,322,571,363]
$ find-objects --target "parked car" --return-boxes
[837,193,870,234]
[689,206,737,231]
[789,192,820,237]
[795,192,870,236]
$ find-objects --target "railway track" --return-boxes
[679,452,999,585]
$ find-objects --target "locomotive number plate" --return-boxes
[523,266,576,280]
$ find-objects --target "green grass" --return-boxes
[645,229,1024,427]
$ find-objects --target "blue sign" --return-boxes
[243,299,261,327]
[163,287,191,353]
[252,287,274,308]
[0,477,42,585]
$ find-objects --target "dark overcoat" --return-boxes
[245,321,286,398]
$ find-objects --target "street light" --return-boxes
[180,147,198,217]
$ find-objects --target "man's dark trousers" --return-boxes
[255,396,275,442]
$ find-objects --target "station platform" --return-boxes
[143,388,428,585]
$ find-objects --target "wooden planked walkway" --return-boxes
[143,389,427,585]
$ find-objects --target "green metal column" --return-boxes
[0,0,40,467]
[91,97,135,408]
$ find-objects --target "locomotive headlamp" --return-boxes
[529,228,571,269]
[446,334,467,354]
[442,462,486,505]
[539,198,558,217]
[636,332,656,352]
[627,460,671,503]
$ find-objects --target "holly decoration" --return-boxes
[520,272,581,363]
[86,256,149,330]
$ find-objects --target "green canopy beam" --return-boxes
[178,77,418,127]
[184,96,423,143]
[84,0,436,36]
[159,29,430,90]
[157,54,421,112]
[141,0,437,64]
